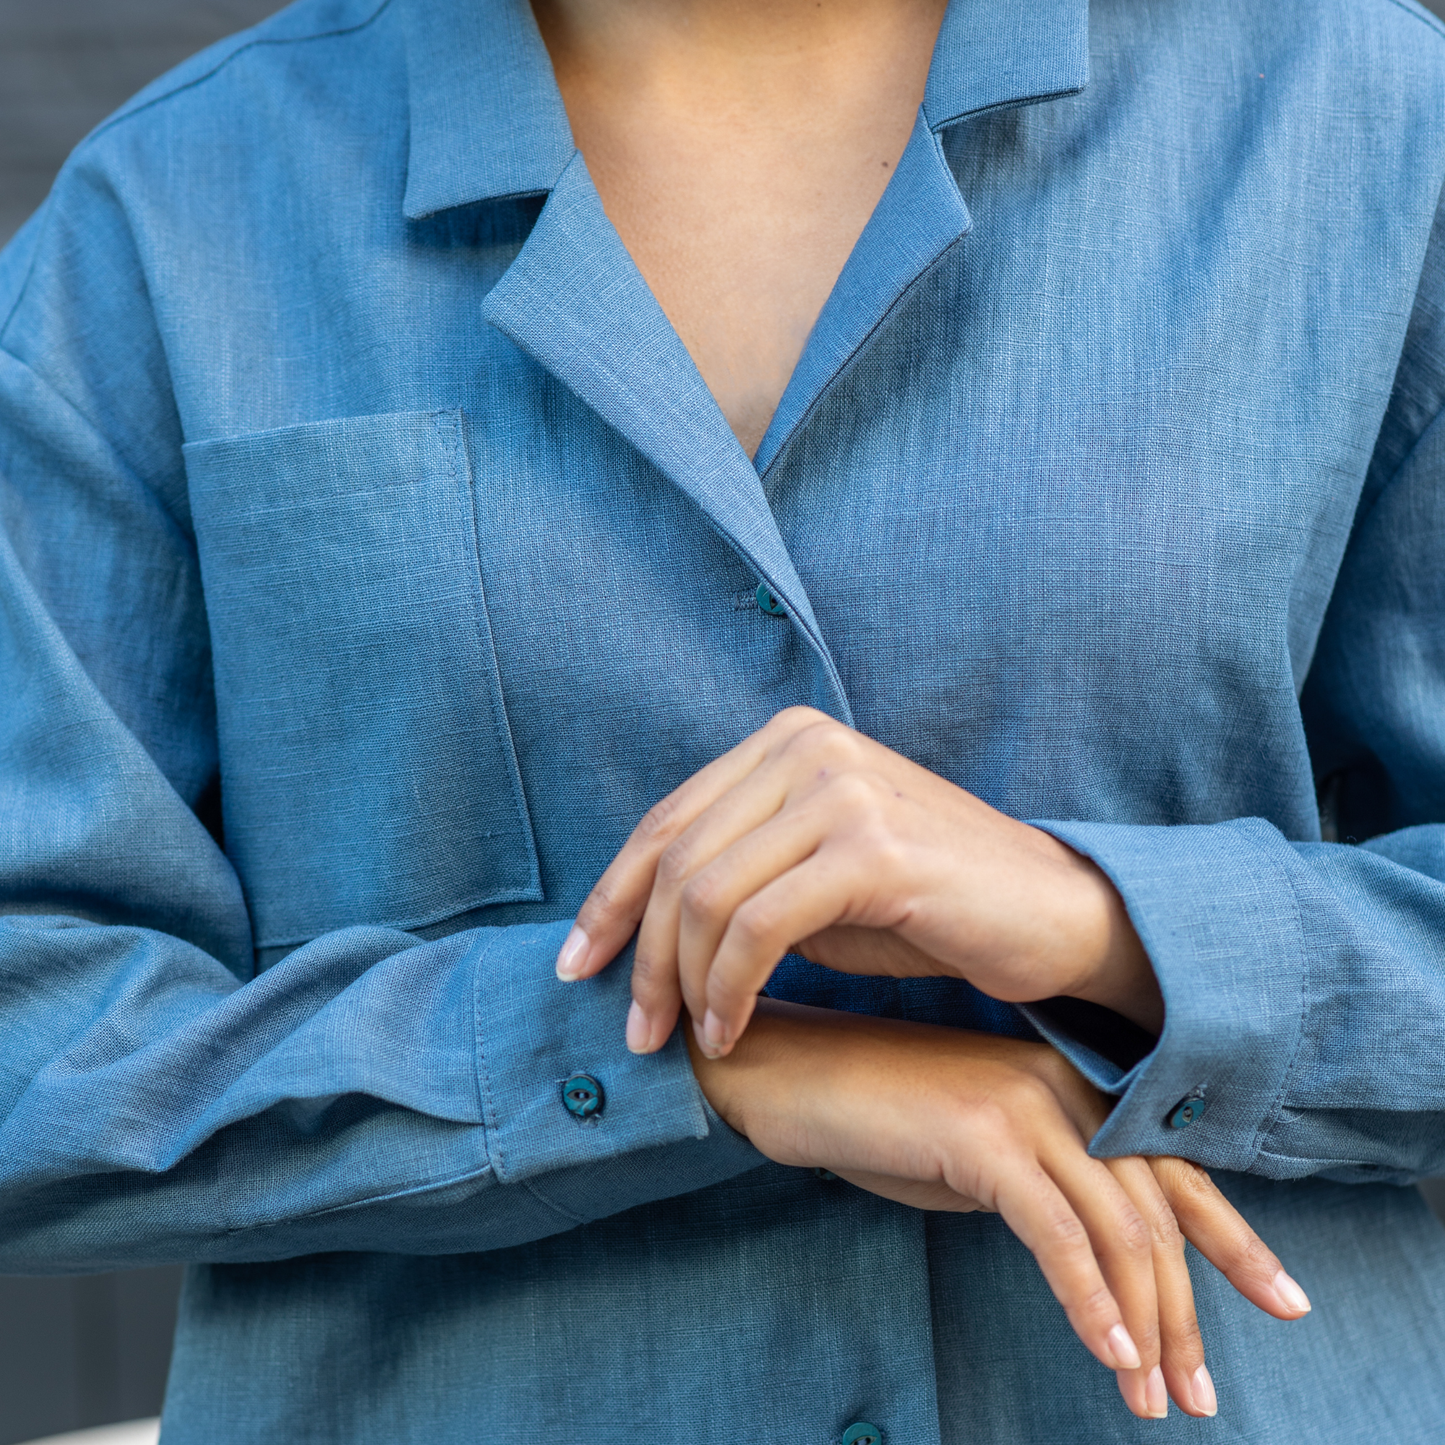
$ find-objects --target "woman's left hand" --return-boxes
[556,706,1164,1057]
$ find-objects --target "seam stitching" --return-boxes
[84,0,398,149]
[1381,0,1445,40]
[471,931,509,1183]
[1241,827,1311,1171]
[228,1160,496,1231]
[1,0,396,338]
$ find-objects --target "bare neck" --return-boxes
[531,0,948,456]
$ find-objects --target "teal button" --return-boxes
[755,583,788,616]
[562,1074,603,1120]
[1167,1094,1206,1129]
[842,1424,882,1445]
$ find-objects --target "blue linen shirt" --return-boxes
[4,0,1445,1438]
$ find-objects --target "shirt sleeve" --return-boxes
[1021,196,1445,1187]
[0,161,760,1276]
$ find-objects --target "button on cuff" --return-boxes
[562,1074,604,1120]
[1167,1094,1206,1129]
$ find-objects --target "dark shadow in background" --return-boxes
[0,8,287,1435]
[0,1,288,245]
[4,0,1445,1439]
[0,1271,183,1444]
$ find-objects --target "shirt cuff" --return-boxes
[472,920,759,1185]
[1023,817,1308,1170]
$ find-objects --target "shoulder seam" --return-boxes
[80,0,397,150]
[3,0,397,339]
[1382,0,1445,42]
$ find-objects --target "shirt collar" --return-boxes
[401,0,574,219]
[400,0,1089,219]
[924,0,1089,130]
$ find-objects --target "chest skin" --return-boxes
[530,0,951,456]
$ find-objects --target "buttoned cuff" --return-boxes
[1021,818,1308,1171]
[473,920,762,1186]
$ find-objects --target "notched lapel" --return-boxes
[753,110,973,478]
[481,152,851,716]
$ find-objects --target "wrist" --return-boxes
[1035,833,1164,1035]
[684,999,886,1145]
[684,1002,782,1137]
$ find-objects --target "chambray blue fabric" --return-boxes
[4,0,1445,1438]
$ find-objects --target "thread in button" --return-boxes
[755,583,788,617]
[1167,1094,1206,1130]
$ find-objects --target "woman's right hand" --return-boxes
[689,1000,1312,1422]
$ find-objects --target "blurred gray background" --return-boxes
[3,0,1445,1440]
[0,1,288,247]
[0,8,291,1436]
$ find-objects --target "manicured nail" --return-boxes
[626,1000,651,1053]
[1106,1323,1141,1371]
[692,1015,721,1058]
[1272,1269,1311,1315]
[1144,1366,1168,1418]
[703,1009,727,1053]
[555,926,589,980]
[1190,1363,1217,1417]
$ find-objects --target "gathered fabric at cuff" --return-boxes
[1022,818,1308,1172]
[473,920,764,1187]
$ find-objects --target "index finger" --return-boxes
[554,707,826,982]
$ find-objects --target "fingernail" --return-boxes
[703,1009,727,1053]
[626,1000,651,1053]
[1145,1365,1168,1418]
[692,1015,721,1059]
[555,926,589,980]
[1190,1363,1217,1417]
[1272,1269,1311,1315]
[1106,1323,1141,1371]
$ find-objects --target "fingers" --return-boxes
[796,924,941,978]
[627,724,901,1054]
[990,1153,1163,1418]
[681,835,876,1058]
[630,759,807,1052]
[1108,1156,1216,1418]
[555,707,827,985]
[1149,1155,1312,1321]
[1039,1145,1169,1419]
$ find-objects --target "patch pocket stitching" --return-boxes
[185,409,544,949]
[441,408,543,892]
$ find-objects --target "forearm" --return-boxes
[0,917,760,1270]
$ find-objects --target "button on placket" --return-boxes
[755,582,788,617]
[562,1074,604,1121]
[842,1423,882,1445]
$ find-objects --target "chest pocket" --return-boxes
[185,408,542,950]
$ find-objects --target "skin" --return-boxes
[530,0,949,456]
[559,711,1312,1418]
[533,0,1314,1422]
[688,1002,1298,1423]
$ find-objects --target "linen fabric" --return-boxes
[3,0,1445,1439]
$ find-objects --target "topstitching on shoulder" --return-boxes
[80,0,397,147]
[1381,0,1445,42]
